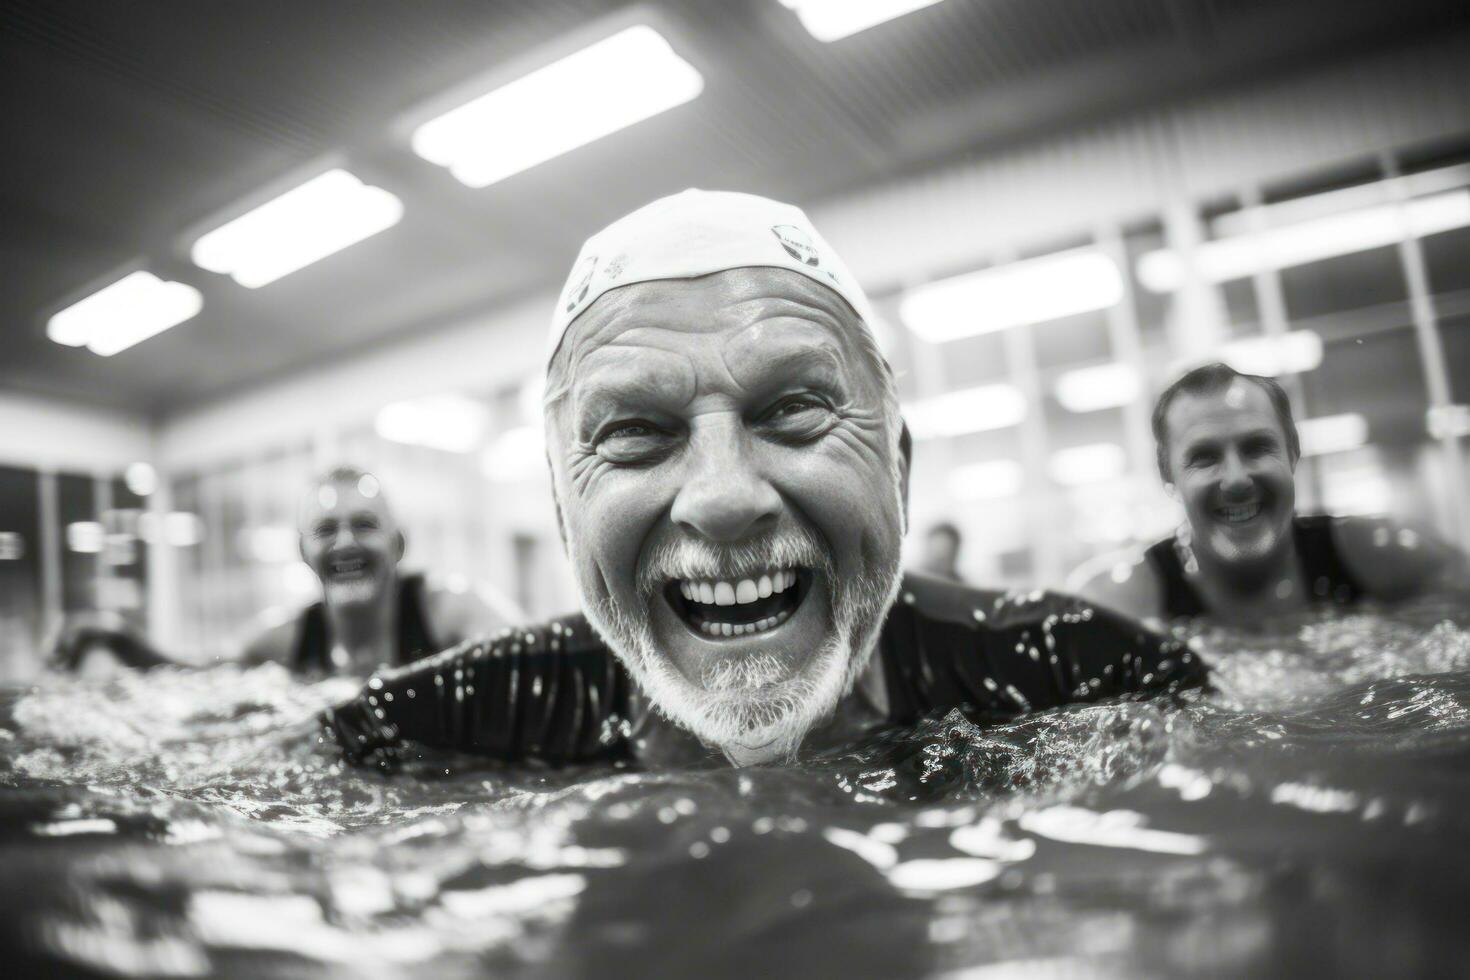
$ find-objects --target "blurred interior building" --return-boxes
[1,0,1468,676]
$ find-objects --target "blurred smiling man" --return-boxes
[322,191,1206,769]
[244,465,514,674]
[1076,363,1470,626]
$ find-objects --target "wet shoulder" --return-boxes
[899,572,1096,632]
[447,611,609,661]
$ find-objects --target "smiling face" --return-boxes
[1163,379,1298,572]
[545,268,904,761]
[298,474,404,610]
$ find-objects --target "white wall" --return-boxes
[0,391,153,472]
[156,292,551,469]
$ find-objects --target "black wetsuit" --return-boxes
[321,573,1206,766]
[1144,514,1366,620]
[293,573,440,673]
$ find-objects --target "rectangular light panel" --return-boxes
[1218,330,1324,377]
[375,395,488,454]
[903,384,1026,440]
[901,249,1124,344]
[777,0,946,42]
[1054,362,1141,413]
[47,271,203,356]
[1138,189,1470,292]
[191,169,403,288]
[411,26,703,189]
[946,459,1025,501]
[1048,443,1127,487]
[1298,414,1369,457]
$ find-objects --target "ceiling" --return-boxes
[1,0,1464,417]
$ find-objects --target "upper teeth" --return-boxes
[331,558,366,573]
[678,570,797,606]
[1220,503,1260,523]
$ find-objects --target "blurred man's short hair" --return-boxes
[1151,362,1300,481]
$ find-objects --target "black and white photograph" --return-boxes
[2,1,1469,976]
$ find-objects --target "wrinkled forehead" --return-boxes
[1167,379,1283,444]
[555,267,872,398]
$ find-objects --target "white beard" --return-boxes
[573,526,901,764]
[324,576,379,607]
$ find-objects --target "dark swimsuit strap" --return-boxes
[292,573,438,672]
[1145,516,1364,620]
[1143,535,1207,619]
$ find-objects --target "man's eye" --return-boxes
[595,420,671,462]
[602,421,657,442]
[765,395,833,424]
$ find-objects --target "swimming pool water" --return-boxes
[3,598,1469,978]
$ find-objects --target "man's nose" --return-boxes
[332,524,358,550]
[670,421,781,543]
[1219,451,1253,495]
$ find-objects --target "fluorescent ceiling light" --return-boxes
[375,394,488,454]
[66,522,104,554]
[1054,362,1141,413]
[1137,189,1470,292]
[47,271,202,356]
[124,462,158,497]
[191,169,403,288]
[946,459,1024,501]
[777,0,946,42]
[1320,466,1391,517]
[164,512,205,547]
[412,26,703,189]
[1298,413,1368,457]
[1428,404,1470,440]
[0,532,23,561]
[481,426,547,483]
[238,525,299,564]
[903,384,1026,440]
[1218,330,1323,377]
[1048,443,1127,487]
[900,249,1124,344]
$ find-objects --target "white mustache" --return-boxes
[637,529,832,597]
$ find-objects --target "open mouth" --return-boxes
[326,555,373,580]
[1215,501,1263,525]
[664,568,811,639]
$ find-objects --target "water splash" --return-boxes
[3,600,1470,977]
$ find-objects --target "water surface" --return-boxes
[4,599,1470,978]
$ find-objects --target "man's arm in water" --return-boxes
[1333,516,1470,600]
[319,616,633,768]
[1068,551,1166,626]
[239,619,296,668]
[320,585,1206,767]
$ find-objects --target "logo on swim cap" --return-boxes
[564,255,597,314]
[771,225,820,267]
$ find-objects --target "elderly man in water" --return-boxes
[244,465,516,674]
[57,466,515,678]
[1074,363,1470,626]
[321,190,1205,769]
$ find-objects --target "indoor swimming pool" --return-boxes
[3,598,1469,978]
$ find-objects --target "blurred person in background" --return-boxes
[321,190,1206,771]
[1074,363,1470,626]
[52,465,517,678]
[917,521,965,583]
[242,465,517,674]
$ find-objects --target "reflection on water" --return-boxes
[3,598,1470,978]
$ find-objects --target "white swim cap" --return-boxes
[548,189,874,364]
